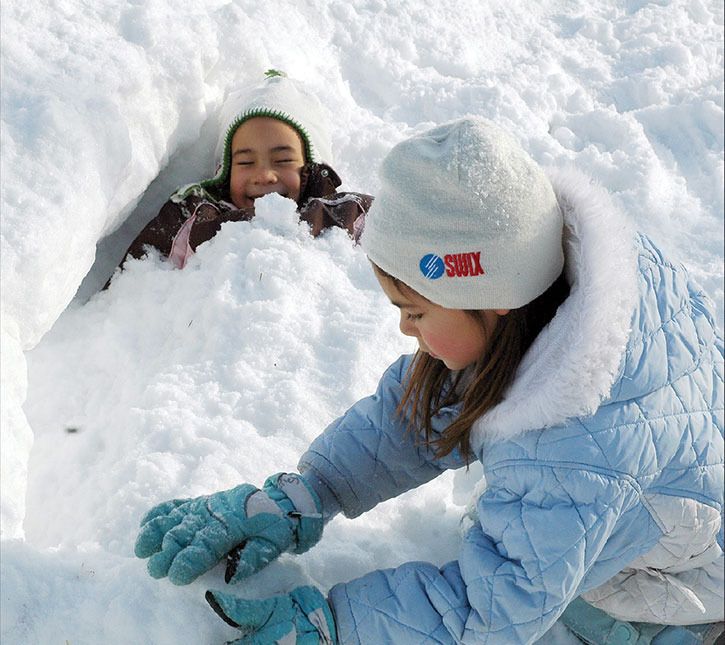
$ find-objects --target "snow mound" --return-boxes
[23,210,411,554]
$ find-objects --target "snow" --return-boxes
[1,0,722,643]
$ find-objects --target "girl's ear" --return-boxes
[494,309,511,316]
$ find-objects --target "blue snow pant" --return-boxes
[560,597,724,645]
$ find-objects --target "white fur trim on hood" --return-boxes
[470,168,639,451]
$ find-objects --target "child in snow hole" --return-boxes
[135,117,724,644]
[121,71,371,270]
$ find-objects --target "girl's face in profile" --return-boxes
[374,269,509,371]
[228,117,305,209]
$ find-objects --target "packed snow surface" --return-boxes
[1,0,722,643]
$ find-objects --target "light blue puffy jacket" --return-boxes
[298,172,724,644]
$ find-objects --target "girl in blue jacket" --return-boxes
[135,118,724,644]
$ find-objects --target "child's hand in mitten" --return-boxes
[206,585,337,645]
[134,473,323,585]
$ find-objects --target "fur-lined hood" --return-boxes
[470,168,640,450]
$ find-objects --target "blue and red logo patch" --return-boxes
[419,252,485,280]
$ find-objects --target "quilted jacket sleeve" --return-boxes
[327,462,644,644]
[298,355,466,520]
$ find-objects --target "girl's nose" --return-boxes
[399,315,418,337]
[253,167,277,184]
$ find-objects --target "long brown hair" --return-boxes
[375,266,570,462]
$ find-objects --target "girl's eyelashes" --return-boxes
[406,312,423,321]
[234,159,298,166]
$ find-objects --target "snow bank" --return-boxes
[1,0,369,540]
[16,196,480,643]
[22,195,413,553]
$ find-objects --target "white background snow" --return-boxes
[1,1,722,643]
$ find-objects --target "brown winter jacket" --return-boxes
[121,162,372,269]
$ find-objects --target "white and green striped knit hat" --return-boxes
[200,70,333,196]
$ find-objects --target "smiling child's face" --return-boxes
[228,117,306,209]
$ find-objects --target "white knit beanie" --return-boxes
[201,71,333,194]
[361,117,564,310]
